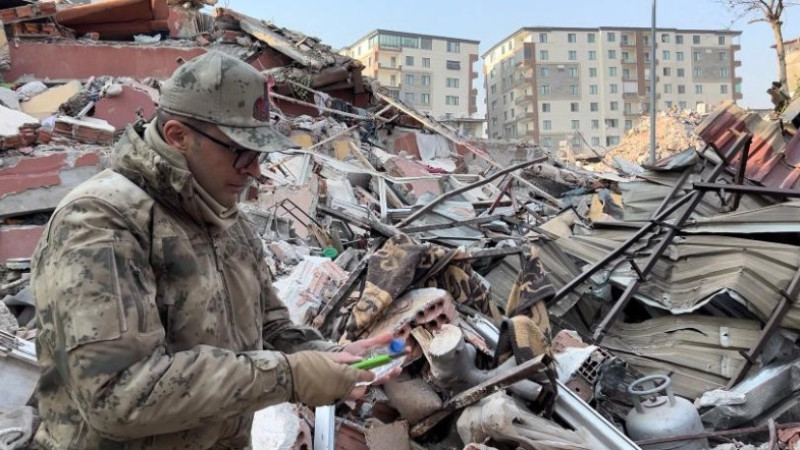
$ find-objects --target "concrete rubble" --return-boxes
[3,1,800,450]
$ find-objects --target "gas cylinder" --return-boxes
[625,374,708,450]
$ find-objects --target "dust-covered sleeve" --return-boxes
[34,198,295,440]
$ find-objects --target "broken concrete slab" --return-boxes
[0,151,104,218]
[93,85,157,131]
[0,225,44,264]
[21,80,82,119]
[0,105,39,149]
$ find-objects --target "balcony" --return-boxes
[378,63,402,71]
[623,92,639,99]
[515,94,535,105]
[378,45,401,52]
[734,60,742,67]
[622,58,637,65]
[512,76,534,88]
[732,44,741,52]
[621,38,636,48]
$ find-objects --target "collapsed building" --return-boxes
[4,1,800,449]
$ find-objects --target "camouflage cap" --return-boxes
[159,51,298,153]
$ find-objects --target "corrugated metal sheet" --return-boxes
[695,100,800,189]
[554,228,800,329]
[604,315,762,398]
[684,200,800,234]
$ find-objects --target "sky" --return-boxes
[224,0,800,111]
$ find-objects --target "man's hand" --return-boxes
[336,333,407,400]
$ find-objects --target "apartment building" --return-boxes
[482,27,742,150]
[342,29,479,119]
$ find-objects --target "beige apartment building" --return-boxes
[482,27,742,150]
[342,29,480,119]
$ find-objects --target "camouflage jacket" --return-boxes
[31,124,337,449]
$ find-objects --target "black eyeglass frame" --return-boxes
[180,121,264,169]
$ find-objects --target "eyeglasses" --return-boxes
[180,122,263,170]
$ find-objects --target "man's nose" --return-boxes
[240,154,262,179]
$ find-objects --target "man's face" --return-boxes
[182,123,262,208]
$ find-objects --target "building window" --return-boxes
[568,67,578,77]
[664,84,672,93]
[610,84,618,93]
[405,93,414,103]
[543,120,552,130]
[446,77,460,88]
[405,56,414,66]
[610,101,619,111]
[447,41,460,53]
[662,50,670,60]
[663,67,671,76]
[405,74,414,85]
[590,85,598,95]
[503,94,507,104]
[679,101,687,109]
[695,85,703,94]
[571,102,579,112]
[608,50,617,59]
[676,52,684,61]
[589,50,597,60]
[588,33,596,43]
[542,103,551,112]
[694,67,702,77]
[693,35,701,44]
[676,35,684,44]
[718,35,726,45]
[541,85,550,95]
[504,111,508,121]
[643,52,650,63]
[607,32,616,42]
[539,50,549,60]
[571,120,580,130]
[609,67,618,77]
[422,75,431,86]
[446,60,461,70]
[420,38,432,50]
[422,57,431,68]
[540,67,550,77]
[694,51,702,61]
[719,51,729,61]
[643,35,649,46]
[677,68,685,78]
[390,74,397,86]
[568,33,577,43]
[491,100,497,108]
[590,102,599,111]
[661,33,670,43]
[721,84,728,94]
[678,85,686,94]
[592,119,599,129]
[390,56,397,67]
[570,85,579,95]
[607,136,620,146]
[510,91,514,100]
[720,67,729,77]
[606,119,618,128]
[625,120,633,130]
[589,68,598,78]
[446,95,460,105]
[569,50,577,60]
[511,108,515,118]
[539,33,548,43]
[491,84,497,94]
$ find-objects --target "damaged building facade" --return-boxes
[2,1,800,450]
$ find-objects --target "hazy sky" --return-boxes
[226,0,800,111]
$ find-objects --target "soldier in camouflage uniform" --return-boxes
[31,51,389,449]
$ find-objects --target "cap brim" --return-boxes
[218,124,300,153]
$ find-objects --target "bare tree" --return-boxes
[722,0,799,92]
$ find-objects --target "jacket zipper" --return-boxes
[211,235,239,339]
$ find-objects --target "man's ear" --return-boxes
[161,120,193,156]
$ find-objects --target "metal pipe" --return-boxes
[649,0,657,165]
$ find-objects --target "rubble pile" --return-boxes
[604,109,704,166]
[3,1,800,449]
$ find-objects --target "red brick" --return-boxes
[0,225,45,263]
